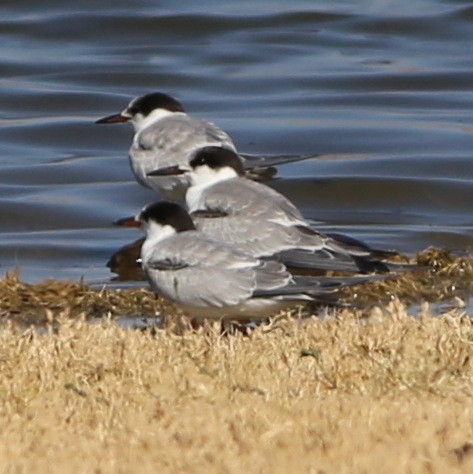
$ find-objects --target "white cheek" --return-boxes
[142,222,176,260]
[190,167,210,185]
[197,167,213,182]
[128,113,144,133]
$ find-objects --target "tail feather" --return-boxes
[241,152,319,168]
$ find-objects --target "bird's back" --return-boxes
[130,115,236,188]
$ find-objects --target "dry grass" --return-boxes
[0,247,472,473]
[0,304,473,473]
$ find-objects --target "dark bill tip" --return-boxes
[147,165,185,177]
[113,216,141,228]
[95,113,130,124]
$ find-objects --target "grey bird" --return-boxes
[96,92,314,199]
[117,201,387,321]
[148,147,410,274]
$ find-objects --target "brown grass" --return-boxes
[0,304,472,473]
[0,247,472,473]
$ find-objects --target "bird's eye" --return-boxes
[190,155,207,168]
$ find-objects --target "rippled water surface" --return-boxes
[0,0,472,283]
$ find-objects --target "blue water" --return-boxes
[0,0,472,282]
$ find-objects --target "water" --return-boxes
[0,0,472,284]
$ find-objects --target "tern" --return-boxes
[96,91,314,199]
[148,147,409,274]
[117,201,387,320]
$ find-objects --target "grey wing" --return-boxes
[202,180,305,224]
[194,180,394,268]
[196,216,329,257]
[275,229,406,273]
[193,180,313,256]
[254,260,292,290]
[132,116,235,196]
[167,259,290,308]
[137,116,236,168]
[242,180,307,224]
[253,273,391,298]
[144,233,260,307]
[290,273,391,294]
[200,120,236,148]
[275,248,365,272]
[194,212,278,256]
[146,265,254,308]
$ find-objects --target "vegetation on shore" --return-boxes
[1,247,471,325]
[0,247,472,473]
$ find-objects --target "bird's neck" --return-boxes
[141,224,176,262]
[132,109,186,133]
